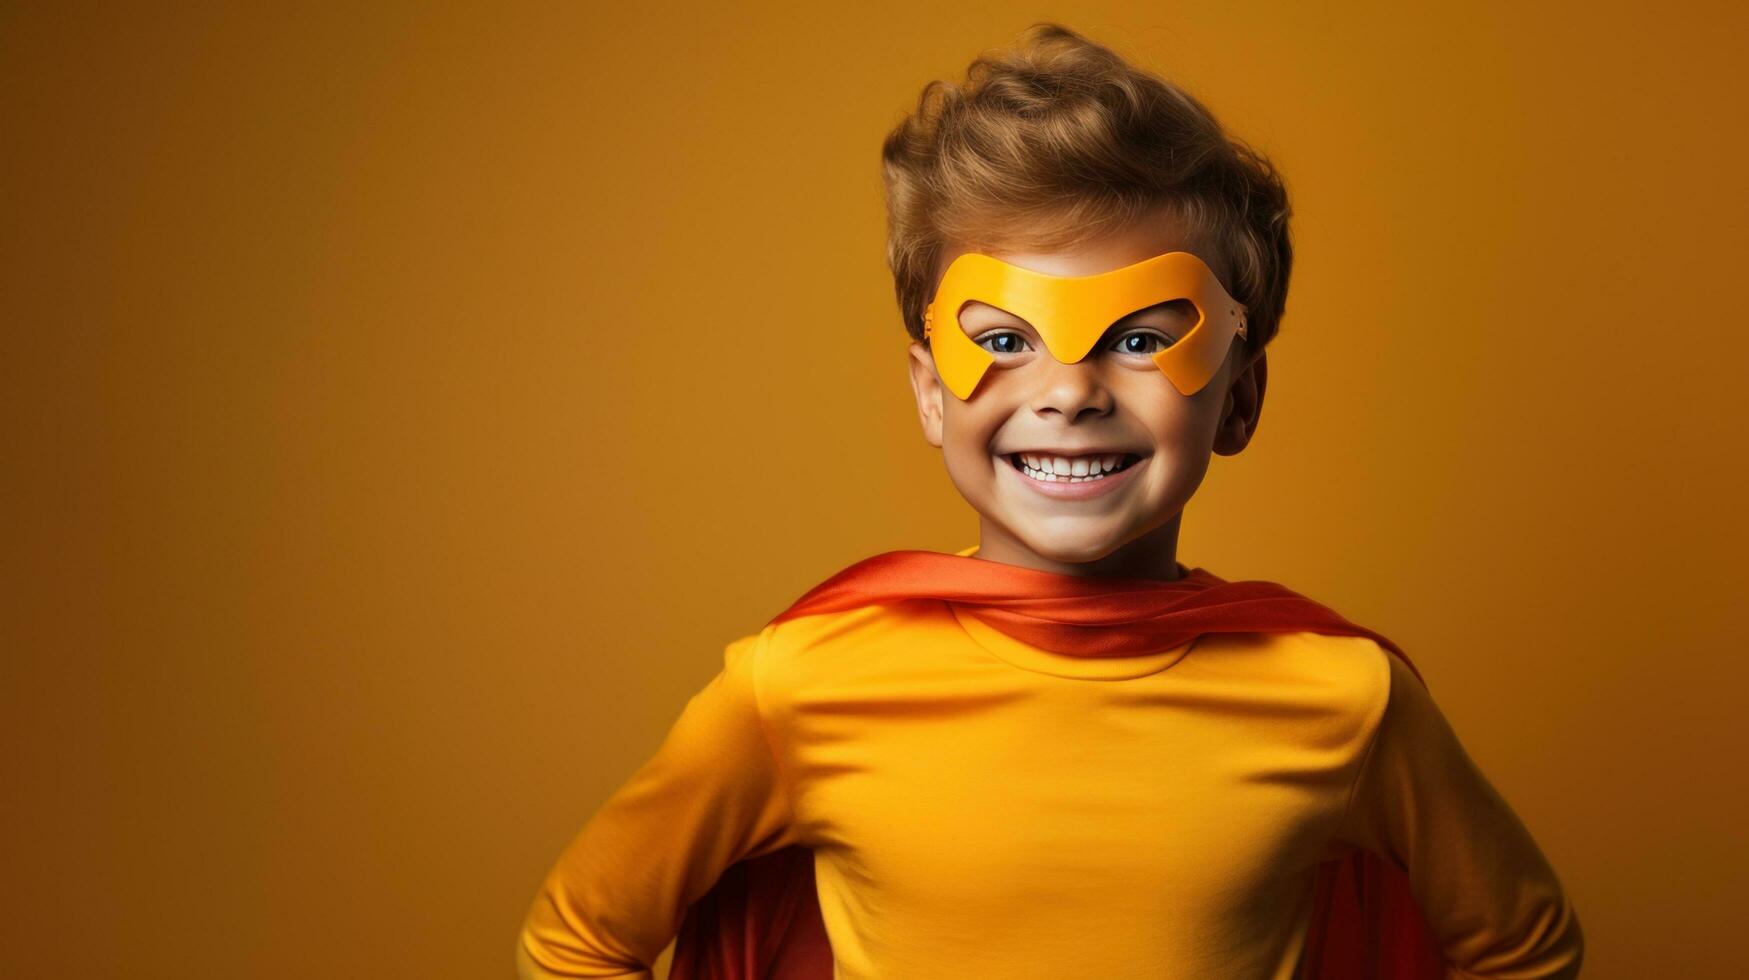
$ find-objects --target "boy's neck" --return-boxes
[973,512,1187,582]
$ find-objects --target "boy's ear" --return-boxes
[906,342,945,449]
[1213,345,1266,457]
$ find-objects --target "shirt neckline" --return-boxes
[947,602,1197,680]
[943,543,1199,681]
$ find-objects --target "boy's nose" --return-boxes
[1027,355,1113,421]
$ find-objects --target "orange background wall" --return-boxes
[4,4,1744,978]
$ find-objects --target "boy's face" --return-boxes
[905,205,1265,574]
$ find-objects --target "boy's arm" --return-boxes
[1336,650,1585,979]
[516,627,801,979]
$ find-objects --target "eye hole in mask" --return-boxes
[922,250,1248,400]
[970,297,1199,358]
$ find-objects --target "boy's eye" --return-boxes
[973,328,1179,356]
[975,331,1031,354]
[1112,329,1177,355]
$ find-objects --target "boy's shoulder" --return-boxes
[1233,627,1394,674]
[1190,624,1392,692]
[1246,627,1396,705]
[720,598,954,717]
[757,596,957,663]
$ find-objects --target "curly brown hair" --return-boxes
[881,23,1292,361]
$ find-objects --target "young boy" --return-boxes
[517,23,1583,980]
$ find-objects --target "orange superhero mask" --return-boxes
[922,249,1249,400]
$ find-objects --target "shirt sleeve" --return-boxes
[1336,650,1585,979]
[517,627,802,978]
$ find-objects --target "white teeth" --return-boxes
[1011,453,1130,484]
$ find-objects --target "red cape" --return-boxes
[668,550,1447,979]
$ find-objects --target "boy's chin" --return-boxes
[1003,519,1138,565]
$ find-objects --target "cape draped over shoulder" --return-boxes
[667,548,1447,980]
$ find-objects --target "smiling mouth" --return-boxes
[1001,452,1145,484]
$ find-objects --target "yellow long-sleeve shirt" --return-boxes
[518,595,1583,979]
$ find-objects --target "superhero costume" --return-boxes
[520,547,1582,978]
